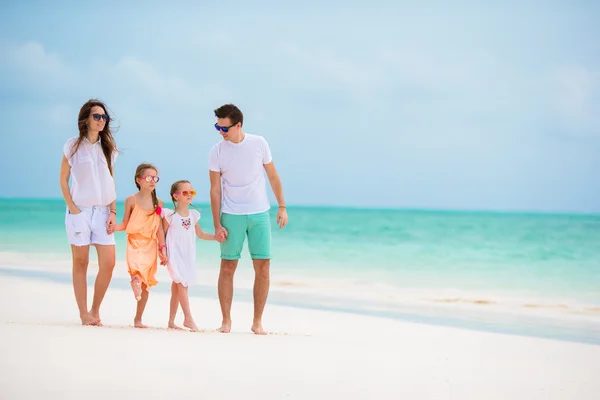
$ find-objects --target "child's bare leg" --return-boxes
[178,284,198,331]
[130,274,142,301]
[134,284,150,328]
[168,282,182,329]
[71,245,99,326]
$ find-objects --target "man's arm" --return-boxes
[209,170,227,241]
[263,162,288,229]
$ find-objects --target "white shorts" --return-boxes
[65,205,115,247]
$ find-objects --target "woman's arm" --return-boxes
[59,155,80,214]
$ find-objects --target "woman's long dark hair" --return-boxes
[71,99,118,175]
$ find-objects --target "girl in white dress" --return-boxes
[162,180,217,331]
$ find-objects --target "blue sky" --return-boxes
[1,1,599,212]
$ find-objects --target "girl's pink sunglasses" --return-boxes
[175,190,196,197]
[143,175,160,183]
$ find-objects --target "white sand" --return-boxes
[1,275,599,400]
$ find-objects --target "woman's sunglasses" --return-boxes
[175,190,196,197]
[143,175,160,183]
[214,123,235,133]
[92,113,109,122]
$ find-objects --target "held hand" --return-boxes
[106,212,116,234]
[158,247,168,265]
[276,207,288,229]
[215,225,228,243]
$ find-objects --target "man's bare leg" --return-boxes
[217,259,238,333]
[134,283,150,328]
[71,245,99,326]
[90,244,115,326]
[168,282,182,329]
[251,259,270,335]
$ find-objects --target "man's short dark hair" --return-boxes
[214,104,243,126]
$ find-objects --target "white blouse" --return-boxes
[63,136,118,207]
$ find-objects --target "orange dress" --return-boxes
[126,197,162,288]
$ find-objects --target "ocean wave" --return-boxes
[3,251,599,321]
[267,276,600,321]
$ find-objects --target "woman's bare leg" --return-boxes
[90,244,115,325]
[71,245,99,326]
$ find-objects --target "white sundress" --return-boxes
[162,208,201,287]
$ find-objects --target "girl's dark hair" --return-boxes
[71,99,119,175]
[134,163,159,212]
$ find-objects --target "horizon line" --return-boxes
[1,196,598,217]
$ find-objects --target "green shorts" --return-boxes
[220,211,272,260]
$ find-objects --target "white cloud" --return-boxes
[107,56,192,105]
[12,42,68,76]
[275,39,541,120]
[376,45,472,89]
[547,66,600,137]
[1,40,232,118]
[0,41,80,91]
[277,41,386,95]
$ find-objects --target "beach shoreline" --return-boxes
[1,274,599,399]
[1,253,600,346]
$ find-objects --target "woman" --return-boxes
[59,99,119,326]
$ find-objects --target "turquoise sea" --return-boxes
[1,198,599,344]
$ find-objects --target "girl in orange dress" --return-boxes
[116,163,167,328]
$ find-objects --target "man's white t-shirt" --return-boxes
[208,133,273,215]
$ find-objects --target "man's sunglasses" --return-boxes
[143,175,160,183]
[175,190,196,197]
[92,113,109,122]
[214,123,236,133]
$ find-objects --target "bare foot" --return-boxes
[90,312,103,327]
[80,313,101,326]
[134,320,148,328]
[183,318,199,332]
[251,321,267,335]
[217,319,232,333]
[168,322,183,330]
[130,275,142,301]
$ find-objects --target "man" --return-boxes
[208,104,288,335]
